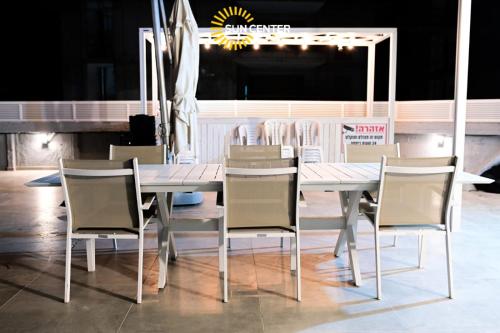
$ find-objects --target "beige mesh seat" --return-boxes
[364,156,457,299]
[59,158,153,304]
[221,157,302,302]
[334,143,400,256]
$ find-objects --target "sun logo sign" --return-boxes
[210,7,291,51]
[210,7,255,50]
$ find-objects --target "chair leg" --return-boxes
[295,235,302,302]
[86,239,95,272]
[418,234,424,269]
[113,239,118,251]
[290,237,297,272]
[334,230,347,257]
[64,236,72,303]
[280,237,284,248]
[392,235,398,247]
[374,228,382,300]
[218,217,224,273]
[445,229,454,299]
[137,233,144,304]
[223,236,228,303]
[228,238,231,250]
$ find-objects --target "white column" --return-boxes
[139,29,148,115]
[451,0,472,231]
[366,44,376,117]
[151,42,158,116]
[388,31,398,144]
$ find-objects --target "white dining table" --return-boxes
[26,163,494,289]
[137,162,492,289]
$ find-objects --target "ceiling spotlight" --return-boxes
[253,43,260,50]
[301,44,308,50]
[204,43,211,50]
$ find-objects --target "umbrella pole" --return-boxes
[151,0,170,149]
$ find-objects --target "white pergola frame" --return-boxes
[139,27,398,143]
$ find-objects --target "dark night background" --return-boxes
[0,0,498,102]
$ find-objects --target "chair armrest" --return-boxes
[142,195,156,210]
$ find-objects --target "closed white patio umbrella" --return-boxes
[169,0,199,159]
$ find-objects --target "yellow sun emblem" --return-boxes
[210,6,254,50]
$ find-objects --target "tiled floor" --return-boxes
[0,170,500,332]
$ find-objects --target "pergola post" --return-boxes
[451,0,472,231]
[366,44,376,117]
[388,31,397,144]
[139,29,147,115]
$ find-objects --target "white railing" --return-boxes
[0,99,499,122]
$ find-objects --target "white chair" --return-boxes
[237,124,265,145]
[109,145,166,250]
[59,158,154,304]
[295,120,323,163]
[221,157,302,302]
[334,143,401,256]
[364,156,457,299]
[263,120,294,158]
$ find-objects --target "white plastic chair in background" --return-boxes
[237,124,264,145]
[263,120,294,158]
[295,120,323,163]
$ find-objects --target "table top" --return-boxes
[26,163,494,192]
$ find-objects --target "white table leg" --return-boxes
[156,192,170,289]
[334,192,349,257]
[345,191,363,286]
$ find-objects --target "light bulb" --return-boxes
[301,44,308,50]
[253,44,260,50]
[204,43,211,50]
[347,45,354,50]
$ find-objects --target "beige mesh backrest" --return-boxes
[224,158,299,229]
[109,145,166,164]
[229,145,281,159]
[60,159,141,232]
[237,124,264,145]
[377,156,457,226]
[344,144,400,162]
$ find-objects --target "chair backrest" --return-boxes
[295,120,321,147]
[237,124,264,145]
[109,145,166,164]
[224,157,300,230]
[59,158,143,232]
[376,156,457,227]
[344,143,400,163]
[263,120,291,146]
[228,145,282,159]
